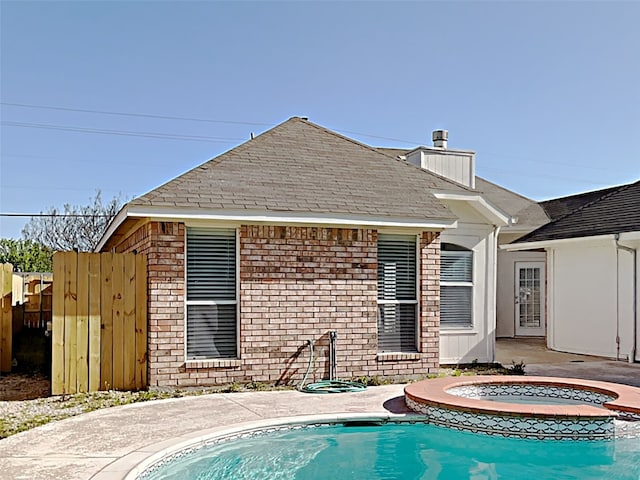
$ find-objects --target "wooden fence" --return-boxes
[1,263,13,373]
[12,272,53,329]
[52,252,147,394]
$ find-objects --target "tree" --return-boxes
[22,191,124,252]
[0,239,54,272]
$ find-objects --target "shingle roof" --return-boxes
[377,148,548,229]
[515,179,640,243]
[474,178,549,230]
[539,185,621,221]
[130,117,471,222]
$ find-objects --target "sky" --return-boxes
[1,1,639,239]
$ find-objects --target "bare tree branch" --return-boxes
[22,191,125,252]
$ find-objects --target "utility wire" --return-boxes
[0,213,112,217]
[1,121,244,143]
[1,102,273,127]
[0,102,622,180]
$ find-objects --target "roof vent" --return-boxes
[432,130,448,148]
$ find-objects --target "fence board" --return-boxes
[52,252,147,393]
[100,253,113,389]
[88,255,101,392]
[52,256,65,394]
[111,254,125,390]
[76,253,90,393]
[0,264,13,373]
[123,254,136,390]
[63,252,78,394]
[135,254,147,390]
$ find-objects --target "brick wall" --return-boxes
[239,225,378,384]
[112,223,441,388]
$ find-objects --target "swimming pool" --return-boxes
[134,419,640,480]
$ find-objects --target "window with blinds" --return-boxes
[440,243,473,327]
[186,228,237,359]
[377,234,418,352]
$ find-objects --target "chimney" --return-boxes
[432,130,448,148]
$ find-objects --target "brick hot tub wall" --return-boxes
[114,222,440,388]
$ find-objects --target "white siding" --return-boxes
[438,201,496,364]
[496,248,546,338]
[548,239,636,360]
[405,149,475,188]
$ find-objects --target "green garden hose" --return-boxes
[298,339,367,394]
[300,379,367,394]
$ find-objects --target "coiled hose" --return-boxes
[298,340,367,394]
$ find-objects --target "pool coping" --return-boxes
[404,375,640,419]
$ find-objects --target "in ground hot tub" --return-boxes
[404,376,640,440]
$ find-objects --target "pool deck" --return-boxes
[0,385,409,480]
[1,341,639,480]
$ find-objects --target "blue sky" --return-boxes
[1,1,639,239]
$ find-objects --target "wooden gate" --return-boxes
[52,252,147,394]
[1,263,13,373]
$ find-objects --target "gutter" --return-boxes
[502,233,617,251]
[615,234,637,364]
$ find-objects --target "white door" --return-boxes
[515,262,545,336]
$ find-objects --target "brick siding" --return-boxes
[112,222,440,388]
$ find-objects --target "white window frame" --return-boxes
[184,226,239,360]
[440,242,474,328]
[376,233,419,353]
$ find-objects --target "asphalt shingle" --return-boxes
[131,117,471,222]
[515,180,640,243]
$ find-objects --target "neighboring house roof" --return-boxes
[377,148,548,231]
[539,185,621,221]
[514,179,640,243]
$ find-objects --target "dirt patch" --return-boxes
[0,373,50,401]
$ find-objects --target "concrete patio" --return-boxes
[496,337,640,387]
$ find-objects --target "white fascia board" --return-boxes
[130,207,457,229]
[501,234,616,251]
[433,192,511,226]
[619,231,640,243]
[95,205,129,252]
[97,206,459,250]
[500,226,537,235]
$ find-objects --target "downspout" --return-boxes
[615,234,637,363]
[490,225,501,363]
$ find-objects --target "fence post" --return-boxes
[1,263,13,373]
[52,254,65,394]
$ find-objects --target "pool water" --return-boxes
[141,423,640,480]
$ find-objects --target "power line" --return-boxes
[1,102,274,127]
[1,102,624,183]
[477,166,608,186]
[0,213,113,217]
[1,121,245,143]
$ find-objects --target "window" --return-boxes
[440,243,473,327]
[377,234,418,352]
[186,227,237,359]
